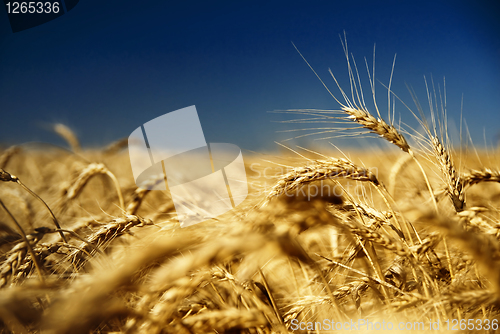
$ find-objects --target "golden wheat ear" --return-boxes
[0,199,45,287]
[65,162,125,211]
[53,123,81,154]
[292,40,439,212]
[431,136,465,211]
[463,169,500,187]
[264,158,379,203]
[341,106,410,152]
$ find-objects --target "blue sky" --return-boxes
[1,0,499,151]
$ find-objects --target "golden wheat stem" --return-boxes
[0,146,20,169]
[388,154,412,195]
[408,150,439,212]
[105,170,125,211]
[67,163,125,211]
[342,106,411,152]
[414,148,456,280]
[40,228,103,255]
[256,269,283,326]
[263,158,379,207]
[411,151,456,279]
[339,105,441,218]
[431,137,464,211]
[53,123,81,153]
[442,236,455,280]
[16,179,68,243]
[334,182,390,301]
[0,199,44,285]
[317,254,410,297]
[1,169,68,243]
[463,169,500,187]
[311,258,349,320]
[104,137,128,155]
[373,184,414,245]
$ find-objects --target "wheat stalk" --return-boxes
[66,163,125,210]
[463,168,500,187]
[337,202,392,222]
[0,228,45,287]
[1,168,67,243]
[0,146,20,169]
[1,40,500,334]
[125,176,165,215]
[293,42,439,213]
[181,308,268,332]
[0,244,28,288]
[431,136,465,211]
[262,156,415,250]
[342,106,410,152]
[341,105,440,213]
[388,154,413,195]
[104,138,128,155]
[419,211,500,294]
[53,123,81,153]
[69,215,153,268]
[264,158,379,202]
[126,187,149,215]
[327,209,410,258]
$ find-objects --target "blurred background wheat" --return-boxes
[0,105,499,333]
[1,36,500,333]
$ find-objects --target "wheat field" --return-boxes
[1,48,500,333]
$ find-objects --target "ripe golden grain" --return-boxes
[0,45,499,333]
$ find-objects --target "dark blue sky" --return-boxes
[1,0,499,151]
